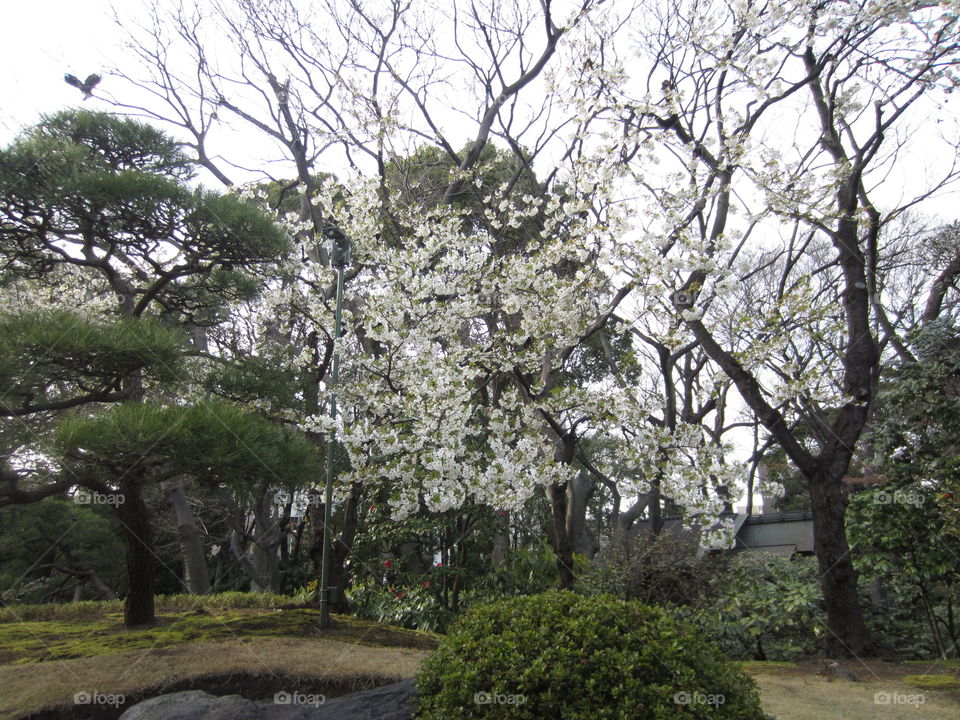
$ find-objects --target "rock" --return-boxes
[815,659,858,682]
[119,691,265,720]
[119,678,418,720]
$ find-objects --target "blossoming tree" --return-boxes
[106,0,960,655]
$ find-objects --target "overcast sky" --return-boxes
[5,0,959,212]
[0,1,123,142]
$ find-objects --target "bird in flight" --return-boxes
[64,73,101,99]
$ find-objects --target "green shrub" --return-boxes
[347,580,452,633]
[415,590,769,719]
[678,553,825,661]
[581,529,727,606]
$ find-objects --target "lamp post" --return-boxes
[319,225,350,629]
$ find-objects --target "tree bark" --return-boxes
[490,510,510,569]
[161,476,210,595]
[567,473,599,558]
[616,494,650,535]
[809,469,872,657]
[229,528,271,591]
[250,488,281,593]
[117,480,155,626]
[308,483,362,613]
[547,481,575,589]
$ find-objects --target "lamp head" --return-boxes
[324,226,351,268]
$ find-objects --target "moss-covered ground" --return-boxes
[0,605,437,665]
[0,594,439,720]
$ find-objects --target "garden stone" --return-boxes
[119,678,418,720]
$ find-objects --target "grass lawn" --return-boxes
[2,595,960,719]
[748,660,960,720]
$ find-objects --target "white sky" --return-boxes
[5,1,958,210]
[0,1,121,143]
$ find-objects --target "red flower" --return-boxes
[423,581,430,588]
[435,562,442,567]
[370,505,377,511]
[384,560,392,568]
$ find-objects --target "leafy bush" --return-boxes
[473,538,563,597]
[581,529,728,606]
[345,537,569,633]
[415,590,770,719]
[347,580,452,633]
[681,554,825,661]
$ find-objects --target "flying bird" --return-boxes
[64,73,101,99]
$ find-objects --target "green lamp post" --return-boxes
[319,225,350,629]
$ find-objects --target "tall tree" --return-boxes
[0,109,294,624]
[53,401,318,625]
[598,0,960,655]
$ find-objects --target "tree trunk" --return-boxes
[280,500,293,562]
[809,470,872,657]
[117,481,155,626]
[649,475,663,537]
[80,561,117,601]
[328,483,362,613]
[687,316,877,657]
[490,510,510,569]
[567,473,598,558]
[60,547,117,601]
[229,528,271,591]
[547,481,574,589]
[251,487,281,593]
[292,513,307,561]
[161,477,210,595]
[309,483,362,613]
[616,494,650,535]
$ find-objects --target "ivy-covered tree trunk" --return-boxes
[117,480,155,626]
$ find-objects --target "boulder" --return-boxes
[119,678,418,720]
